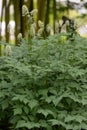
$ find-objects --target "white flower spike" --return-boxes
[5,44,11,56]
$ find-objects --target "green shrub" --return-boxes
[0,33,87,130]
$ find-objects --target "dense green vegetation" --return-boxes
[0,1,87,130]
[0,32,87,130]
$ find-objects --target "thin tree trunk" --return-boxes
[44,0,50,37]
[67,0,69,16]
[20,0,24,35]
[13,0,21,45]
[0,0,6,40]
[0,0,6,56]
[53,0,56,33]
[37,0,46,21]
[0,45,1,56]
[25,0,33,12]
[44,0,50,26]
[5,0,10,42]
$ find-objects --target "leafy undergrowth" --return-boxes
[0,33,87,130]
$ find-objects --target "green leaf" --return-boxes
[14,107,22,115]
[0,92,5,98]
[52,92,69,106]
[39,120,48,128]
[65,115,86,123]
[38,89,48,96]
[28,100,38,110]
[37,109,54,118]
[1,99,9,110]
[48,88,57,95]
[16,120,26,128]
[45,96,55,103]
[23,106,29,114]
[16,120,40,129]
[80,123,87,129]
[23,98,29,104]
[10,116,20,124]
[48,119,66,127]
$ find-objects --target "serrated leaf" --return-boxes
[1,99,9,110]
[14,107,22,115]
[48,89,57,95]
[52,92,68,106]
[37,109,54,118]
[28,100,38,109]
[81,99,87,105]
[47,125,52,130]
[23,106,29,114]
[0,92,5,98]
[80,123,87,129]
[65,115,86,123]
[48,119,65,127]
[23,98,29,104]
[10,116,20,124]
[38,89,48,96]
[45,96,55,103]
[39,120,48,128]
[65,124,73,130]
[16,121,40,129]
[65,115,74,122]
[16,120,26,128]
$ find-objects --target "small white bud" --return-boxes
[27,14,31,19]
[5,44,11,56]
[17,33,22,41]
[37,28,44,36]
[7,24,10,33]
[30,23,36,37]
[27,15,34,24]
[7,23,14,35]
[32,22,36,29]
[55,21,59,33]
[22,5,29,16]
[38,20,44,28]
[30,9,38,16]
[46,24,52,34]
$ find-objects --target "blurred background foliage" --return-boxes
[0,0,87,54]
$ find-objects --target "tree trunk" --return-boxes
[53,0,56,33]
[13,0,21,45]
[44,0,50,36]
[5,0,10,42]
[37,0,46,21]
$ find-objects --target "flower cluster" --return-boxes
[37,20,52,37]
[22,5,38,39]
[37,20,44,37]
[22,5,52,39]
